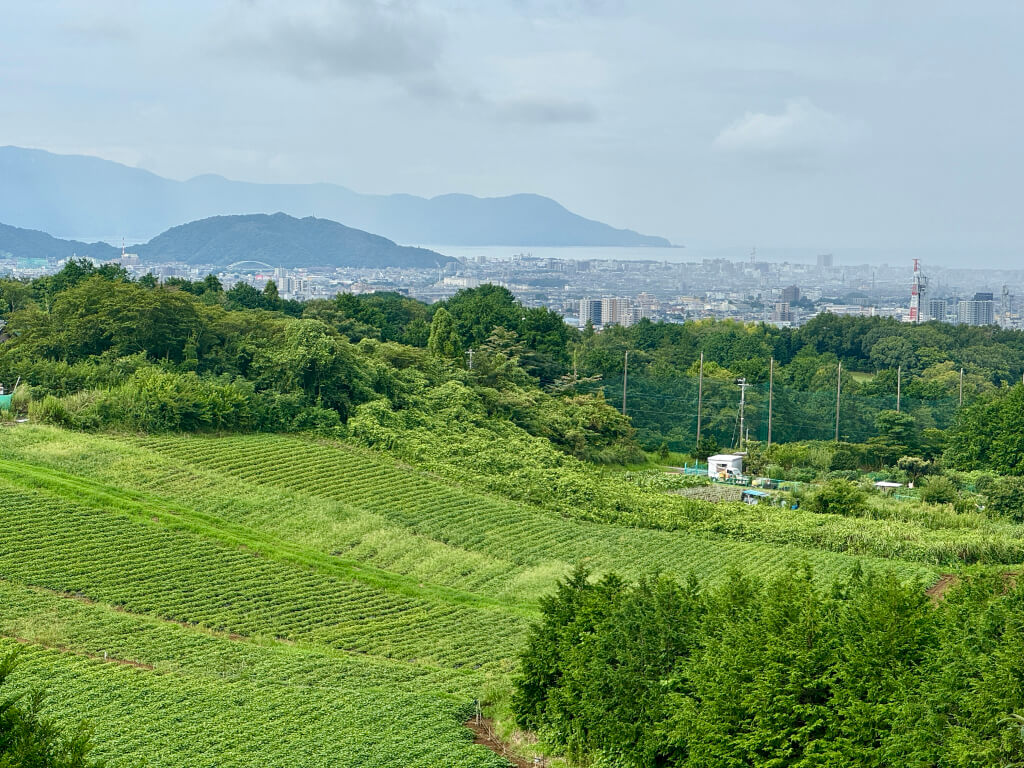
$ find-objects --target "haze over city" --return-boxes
[4,1,1024,264]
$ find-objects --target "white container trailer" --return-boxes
[708,454,744,480]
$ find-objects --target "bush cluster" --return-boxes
[514,567,1024,767]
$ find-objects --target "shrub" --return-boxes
[695,434,719,462]
[986,477,1024,522]
[787,468,817,483]
[920,475,957,505]
[829,449,859,471]
[28,395,71,427]
[806,444,834,471]
[622,471,709,492]
[806,479,867,516]
[953,495,978,515]
[10,383,31,412]
[973,472,999,494]
[827,470,860,481]
[289,405,346,437]
[769,442,809,469]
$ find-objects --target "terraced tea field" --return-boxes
[0,425,950,767]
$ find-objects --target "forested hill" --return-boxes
[0,214,457,269]
[0,221,119,262]
[0,145,672,246]
[135,214,456,268]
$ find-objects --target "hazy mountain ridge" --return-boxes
[0,146,671,247]
[0,214,458,269]
[0,221,120,262]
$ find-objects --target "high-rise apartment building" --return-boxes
[579,298,602,326]
[780,285,800,304]
[600,297,637,327]
[957,293,995,326]
[926,299,947,323]
[771,302,794,324]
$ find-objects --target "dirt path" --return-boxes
[465,718,541,768]
[926,574,959,603]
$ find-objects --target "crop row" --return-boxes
[0,482,526,671]
[137,434,939,587]
[0,638,507,768]
[0,578,481,699]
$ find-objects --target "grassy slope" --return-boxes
[0,425,971,767]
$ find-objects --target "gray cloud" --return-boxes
[219,0,443,80]
[494,97,598,124]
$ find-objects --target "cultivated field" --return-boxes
[0,425,962,766]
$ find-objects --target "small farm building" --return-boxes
[708,454,744,480]
[874,480,903,494]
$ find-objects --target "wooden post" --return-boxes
[738,378,747,450]
[621,350,629,416]
[696,351,704,444]
[897,365,901,413]
[835,361,842,442]
[767,357,774,449]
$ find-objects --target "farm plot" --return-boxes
[136,432,940,589]
[0,480,526,671]
[0,637,508,768]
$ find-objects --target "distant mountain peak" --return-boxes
[0,213,458,269]
[0,145,672,247]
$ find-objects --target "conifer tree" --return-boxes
[427,307,462,359]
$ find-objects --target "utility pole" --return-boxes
[959,367,964,407]
[896,365,901,413]
[767,357,774,449]
[696,351,704,445]
[736,377,749,450]
[621,350,629,416]
[466,348,474,370]
[835,361,842,442]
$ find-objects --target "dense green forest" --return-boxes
[2,261,1024,474]
[514,566,1024,767]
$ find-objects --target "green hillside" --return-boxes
[0,424,954,767]
[6,266,1024,765]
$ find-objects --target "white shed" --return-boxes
[874,480,903,494]
[708,454,744,480]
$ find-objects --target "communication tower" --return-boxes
[909,259,928,323]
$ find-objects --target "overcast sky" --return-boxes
[2,1,1023,258]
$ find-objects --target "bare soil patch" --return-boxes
[926,574,959,603]
[465,717,542,768]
